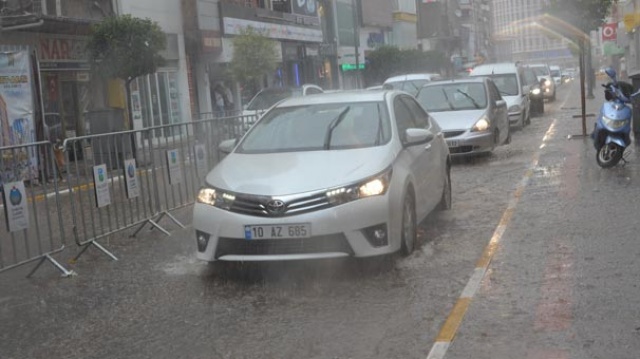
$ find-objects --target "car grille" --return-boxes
[215,235,353,258]
[450,146,474,154]
[230,192,331,217]
[443,130,466,138]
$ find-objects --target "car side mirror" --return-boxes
[405,128,434,146]
[219,138,237,154]
[495,99,506,108]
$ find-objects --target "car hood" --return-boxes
[206,146,395,196]
[429,109,486,130]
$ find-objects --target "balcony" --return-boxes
[1,0,114,33]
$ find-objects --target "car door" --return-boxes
[488,80,508,143]
[398,95,444,217]
[517,68,531,119]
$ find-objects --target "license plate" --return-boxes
[244,224,311,240]
[446,140,460,148]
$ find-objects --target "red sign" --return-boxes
[602,23,617,41]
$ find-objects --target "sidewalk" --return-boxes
[445,78,640,359]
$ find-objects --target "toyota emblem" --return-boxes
[266,199,286,215]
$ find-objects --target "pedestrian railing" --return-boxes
[0,141,73,277]
[0,113,260,277]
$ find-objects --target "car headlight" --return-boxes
[602,115,629,129]
[472,116,491,132]
[326,168,392,205]
[508,105,522,114]
[544,79,552,87]
[531,88,541,95]
[196,187,236,210]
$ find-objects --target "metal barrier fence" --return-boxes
[0,141,73,277]
[62,113,261,263]
[0,113,260,277]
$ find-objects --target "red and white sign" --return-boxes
[602,23,617,41]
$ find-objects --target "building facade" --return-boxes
[1,0,116,138]
[492,0,571,65]
[116,0,193,137]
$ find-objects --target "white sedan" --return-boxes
[194,91,451,262]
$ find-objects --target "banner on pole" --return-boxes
[0,51,37,185]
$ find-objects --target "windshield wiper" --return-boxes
[324,106,351,150]
[441,89,454,110]
[456,89,481,109]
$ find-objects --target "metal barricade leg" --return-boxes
[26,254,76,278]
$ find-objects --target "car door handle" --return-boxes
[425,143,432,151]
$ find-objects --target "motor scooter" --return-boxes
[592,67,640,168]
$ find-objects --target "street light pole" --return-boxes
[352,0,360,89]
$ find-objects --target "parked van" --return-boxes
[469,63,533,129]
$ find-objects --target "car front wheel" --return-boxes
[400,191,417,256]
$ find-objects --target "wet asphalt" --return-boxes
[2,81,637,359]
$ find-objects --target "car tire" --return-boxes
[437,165,452,211]
[504,125,512,145]
[550,91,556,102]
[400,190,417,256]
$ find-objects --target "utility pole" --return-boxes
[352,0,360,89]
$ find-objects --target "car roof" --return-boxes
[470,63,519,76]
[527,64,549,68]
[277,90,393,107]
[424,77,487,86]
[384,73,440,82]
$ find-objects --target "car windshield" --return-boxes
[246,88,301,111]
[485,74,519,96]
[530,67,549,77]
[385,80,429,95]
[550,70,561,77]
[417,83,488,112]
[237,102,391,153]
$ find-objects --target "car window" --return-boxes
[531,66,550,77]
[523,69,538,86]
[393,97,417,142]
[482,74,518,96]
[305,87,323,95]
[487,81,502,102]
[246,89,294,111]
[238,102,391,153]
[385,80,429,96]
[417,83,488,112]
[401,96,431,129]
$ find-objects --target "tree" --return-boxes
[230,27,278,87]
[545,1,617,97]
[364,46,446,86]
[547,0,616,34]
[87,15,166,127]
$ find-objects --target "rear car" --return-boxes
[469,63,531,129]
[527,64,556,101]
[416,78,510,156]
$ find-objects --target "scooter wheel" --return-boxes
[596,143,624,168]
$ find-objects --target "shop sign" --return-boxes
[38,36,89,70]
[223,17,323,43]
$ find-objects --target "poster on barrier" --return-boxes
[194,144,208,178]
[2,180,29,232]
[0,51,38,185]
[123,158,140,199]
[93,164,111,208]
[166,149,182,184]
